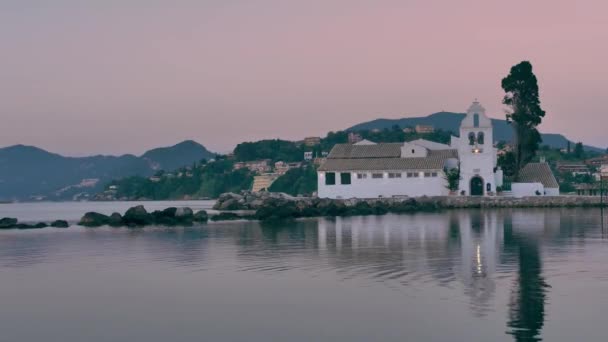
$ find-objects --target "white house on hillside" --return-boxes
[317,101,558,199]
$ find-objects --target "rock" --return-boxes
[108,213,123,227]
[151,208,177,226]
[12,222,47,229]
[79,212,110,227]
[0,217,18,229]
[175,207,194,219]
[193,210,209,222]
[123,205,152,226]
[50,220,69,228]
[218,198,241,210]
[210,212,241,221]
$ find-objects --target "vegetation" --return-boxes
[108,159,254,200]
[501,61,546,180]
[234,139,305,162]
[268,166,318,196]
[444,166,461,192]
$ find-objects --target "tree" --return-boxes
[444,165,461,193]
[502,61,546,180]
[498,151,517,178]
[573,142,585,159]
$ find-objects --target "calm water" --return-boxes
[1,204,608,342]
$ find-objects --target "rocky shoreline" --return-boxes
[214,191,607,220]
[1,192,606,230]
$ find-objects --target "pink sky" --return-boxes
[1,0,607,156]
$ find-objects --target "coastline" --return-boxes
[2,192,606,230]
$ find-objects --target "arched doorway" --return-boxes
[470,176,484,196]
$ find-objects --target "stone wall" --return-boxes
[215,191,606,214]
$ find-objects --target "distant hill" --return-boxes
[0,141,215,201]
[141,140,215,171]
[347,112,603,152]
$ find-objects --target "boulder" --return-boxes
[151,208,177,226]
[79,212,110,227]
[175,207,194,220]
[108,213,123,227]
[193,210,209,223]
[50,220,69,228]
[0,217,18,229]
[123,205,152,226]
[218,198,241,210]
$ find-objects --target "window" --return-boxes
[340,172,351,185]
[388,172,402,178]
[411,149,415,154]
[431,172,438,177]
[477,132,485,145]
[357,173,367,179]
[468,132,476,145]
[407,172,419,178]
[325,172,335,185]
[424,172,431,177]
[473,113,479,127]
[372,173,384,179]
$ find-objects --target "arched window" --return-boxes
[477,132,484,145]
[468,132,476,145]
[473,113,479,127]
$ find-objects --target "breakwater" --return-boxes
[1,193,605,229]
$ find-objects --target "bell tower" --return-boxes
[457,101,497,196]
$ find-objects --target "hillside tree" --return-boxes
[501,61,546,180]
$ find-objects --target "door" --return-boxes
[470,176,484,196]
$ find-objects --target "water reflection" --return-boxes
[1,208,607,341]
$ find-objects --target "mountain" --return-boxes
[141,140,215,171]
[347,112,603,152]
[0,141,215,201]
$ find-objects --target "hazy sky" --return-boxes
[1,0,607,156]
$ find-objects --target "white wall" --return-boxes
[545,187,560,196]
[511,182,545,198]
[317,170,449,199]
[401,143,428,158]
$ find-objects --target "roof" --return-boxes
[327,143,403,159]
[518,163,559,188]
[408,139,451,150]
[319,144,457,171]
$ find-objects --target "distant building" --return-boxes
[234,160,272,174]
[574,183,603,196]
[555,162,590,175]
[415,124,435,134]
[304,151,313,161]
[274,161,302,175]
[303,136,321,147]
[403,127,414,134]
[585,155,608,167]
[348,132,363,144]
[149,176,161,182]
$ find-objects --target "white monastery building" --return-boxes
[317,101,558,199]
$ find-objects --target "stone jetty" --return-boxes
[0,194,605,230]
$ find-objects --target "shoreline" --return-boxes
[1,193,606,230]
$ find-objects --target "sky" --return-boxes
[1,0,607,156]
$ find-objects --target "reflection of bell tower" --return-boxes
[456,101,497,196]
